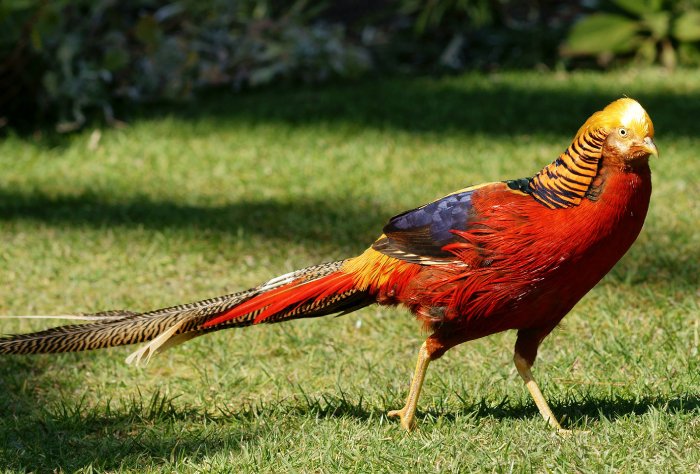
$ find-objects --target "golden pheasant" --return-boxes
[0,98,657,432]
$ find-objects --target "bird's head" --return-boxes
[580,98,658,168]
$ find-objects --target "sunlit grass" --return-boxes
[0,69,698,472]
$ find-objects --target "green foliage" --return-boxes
[0,0,370,131]
[399,0,494,33]
[563,0,700,68]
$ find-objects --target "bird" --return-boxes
[0,98,657,433]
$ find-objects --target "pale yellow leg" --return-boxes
[514,352,569,433]
[388,341,431,431]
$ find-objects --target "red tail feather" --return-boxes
[203,271,357,327]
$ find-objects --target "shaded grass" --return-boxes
[0,69,699,472]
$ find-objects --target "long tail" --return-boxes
[0,260,372,364]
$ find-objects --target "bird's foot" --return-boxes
[555,428,589,437]
[552,417,589,436]
[387,408,415,431]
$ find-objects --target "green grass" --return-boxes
[1,68,699,472]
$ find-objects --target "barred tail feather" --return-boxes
[0,260,371,364]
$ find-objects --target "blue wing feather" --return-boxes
[385,190,474,246]
[372,186,483,262]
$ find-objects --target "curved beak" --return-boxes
[642,136,658,158]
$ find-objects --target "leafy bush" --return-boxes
[0,0,370,131]
[562,0,700,68]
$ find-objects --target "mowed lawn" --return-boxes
[0,69,698,472]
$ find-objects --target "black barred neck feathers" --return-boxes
[529,128,606,209]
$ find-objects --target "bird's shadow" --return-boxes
[0,188,386,251]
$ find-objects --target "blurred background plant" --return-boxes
[0,0,371,131]
[1,0,699,132]
[384,0,577,71]
[562,0,700,68]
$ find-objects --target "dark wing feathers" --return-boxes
[372,186,483,264]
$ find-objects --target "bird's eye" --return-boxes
[619,128,628,137]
